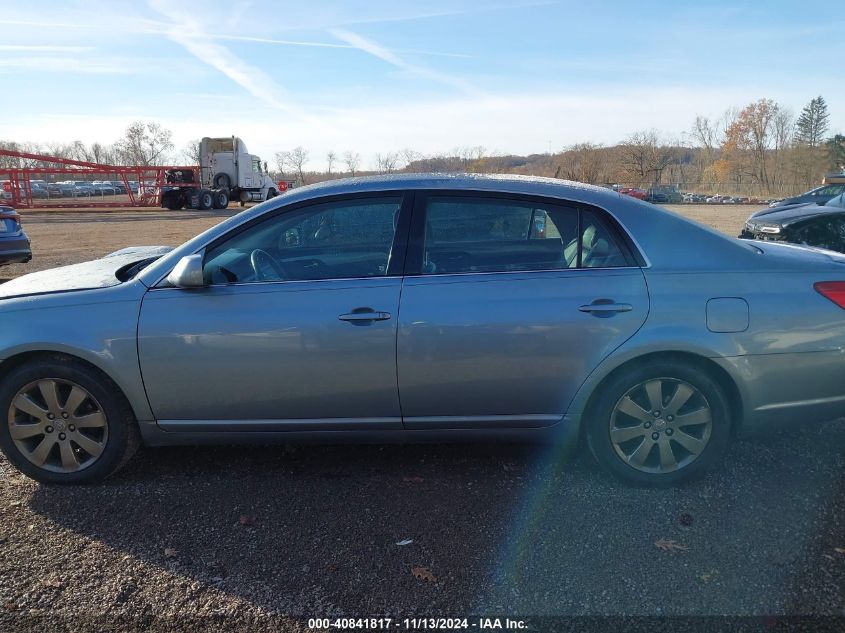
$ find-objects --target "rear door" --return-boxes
[396,192,649,429]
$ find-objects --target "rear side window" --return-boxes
[0,217,19,234]
[420,197,628,275]
[580,209,629,268]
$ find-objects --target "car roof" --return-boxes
[138,173,764,286]
[280,173,622,206]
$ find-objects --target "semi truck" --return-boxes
[160,136,281,211]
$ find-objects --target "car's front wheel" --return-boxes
[586,359,732,486]
[0,356,139,484]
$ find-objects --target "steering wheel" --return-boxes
[249,249,287,281]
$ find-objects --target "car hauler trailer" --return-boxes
[0,135,281,210]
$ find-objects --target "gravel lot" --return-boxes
[1,202,843,631]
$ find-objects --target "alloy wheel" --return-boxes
[7,378,108,473]
[609,377,712,474]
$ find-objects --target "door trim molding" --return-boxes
[403,414,562,430]
[157,417,403,432]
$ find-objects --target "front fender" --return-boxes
[0,283,153,422]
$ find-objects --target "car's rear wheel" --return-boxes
[0,357,140,484]
[586,360,731,485]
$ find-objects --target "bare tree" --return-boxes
[375,152,400,174]
[282,146,309,184]
[401,148,422,169]
[90,142,106,164]
[343,151,361,176]
[771,107,794,189]
[181,139,201,165]
[326,151,337,175]
[274,151,288,177]
[113,121,174,166]
[620,130,673,185]
[557,143,606,184]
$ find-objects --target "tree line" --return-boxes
[2,96,842,196]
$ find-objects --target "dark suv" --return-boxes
[0,206,31,266]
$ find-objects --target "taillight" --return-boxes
[814,281,845,309]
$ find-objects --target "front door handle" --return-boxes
[578,302,633,314]
[338,310,392,322]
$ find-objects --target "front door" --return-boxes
[397,193,649,429]
[138,193,410,431]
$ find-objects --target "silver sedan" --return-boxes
[2,174,845,485]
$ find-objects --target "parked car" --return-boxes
[54,182,77,196]
[769,184,845,208]
[45,182,65,197]
[646,186,683,204]
[72,181,95,196]
[92,182,116,196]
[110,181,127,194]
[29,183,49,199]
[3,174,845,486]
[740,192,845,251]
[0,180,47,200]
[0,206,31,266]
[619,187,647,200]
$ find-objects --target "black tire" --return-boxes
[266,188,278,200]
[213,173,231,190]
[198,189,213,210]
[212,189,229,209]
[0,356,140,485]
[585,359,732,486]
[163,193,183,211]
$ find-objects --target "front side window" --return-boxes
[792,215,845,252]
[421,197,628,275]
[203,196,402,284]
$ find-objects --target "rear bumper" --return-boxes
[0,237,31,266]
[713,351,845,437]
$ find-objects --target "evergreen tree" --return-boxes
[827,134,845,172]
[795,96,830,147]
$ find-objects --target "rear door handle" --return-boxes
[338,310,392,322]
[578,302,633,314]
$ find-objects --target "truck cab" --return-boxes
[200,137,278,204]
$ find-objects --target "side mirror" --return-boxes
[166,254,205,288]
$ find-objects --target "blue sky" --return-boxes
[0,0,841,169]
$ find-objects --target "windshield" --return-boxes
[824,193,845,208]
